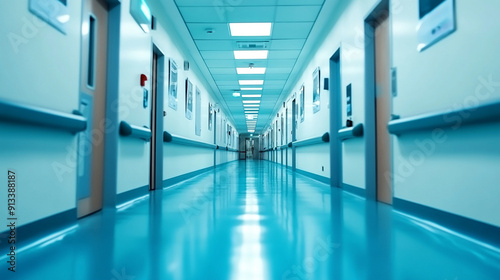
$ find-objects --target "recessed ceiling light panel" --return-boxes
[240,88,263,91]
[239,80,264,85]
[237,67,266,74]
[229,23,272,36]
[234,50,268,60]
[242,100,261,104]
[241,94,262,98]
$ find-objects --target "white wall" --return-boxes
[115,0,152,194]
[0,1,82,226]
[391,0,500,227]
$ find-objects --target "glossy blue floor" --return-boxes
[2,160,500,279]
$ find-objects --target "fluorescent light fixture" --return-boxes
[240,88,263,91]
[248,130,255,133]
[239,80,264,85]
[242,100,261,104]
[237,67,266,75]
[234,50,268,60]
[232,92,241,97]
[246,115,255,120]
[229,23,272,36]
[245,111,259,114]
[241,94,262,98]
[243,104,260,107]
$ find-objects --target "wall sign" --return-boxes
[168,59,178,110]
[312,68,321,114]
[346,84,352,127]
[29,0,69,34]
[185,79,193,120]
[130,0,152,33]
[299,85,305,123]
[417,0,456,52]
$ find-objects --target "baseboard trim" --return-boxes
[394,198,500,248]
[295,168,330,185]
[116,185,149,206]
[163,166,215,188]
[342,183,366,198]
[215,160,238,168]
[0,208,77,251]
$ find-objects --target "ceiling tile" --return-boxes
[216,80,240,87]
[208,68,237,75]
[226,7,276,22]
[200,51,234,60]
[272,22,314,39]
[178,7,227,23]
[211,75,240,81]
[268,50,301,59]
[204,59,235,68]
[266,67,293,74]
[196,40,233,51]
[267,59,296,68]
[275,6,322,22]
[270,39,306,50]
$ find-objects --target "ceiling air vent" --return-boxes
[236,41,269,50]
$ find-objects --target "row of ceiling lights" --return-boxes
[229,23,273,133]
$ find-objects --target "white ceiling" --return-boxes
[171,0,328,134]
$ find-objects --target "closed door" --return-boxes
[375,15,393,204]
[292,99,297,170]
[77,0,108,218]
[329,49,342,189]
[285,108,289,166]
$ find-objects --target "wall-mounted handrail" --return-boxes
[388,100,500,135]
[0,99,87,133]
[119,121,151,141]
[163,131,217,150]
[290,132,330,148]
[280,144,288,149]
[226,147,239,152]
[338,123,364,141]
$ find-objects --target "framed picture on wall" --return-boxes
[195,86,201,136]
[313,68,321,114]
[185,78,193,120]
[299,85,305,123]
[208,103,213,131]
[168,59,178,110]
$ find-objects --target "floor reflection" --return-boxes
[2,160,500,280]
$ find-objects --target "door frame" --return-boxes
[102,1,120,208]
[329,48,342,189]
[149,44,165,191]
[291,98,297,170]
[364,0,390,201]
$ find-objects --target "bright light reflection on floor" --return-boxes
[231,187,267,280]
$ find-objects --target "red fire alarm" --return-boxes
[140,74,148,87]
